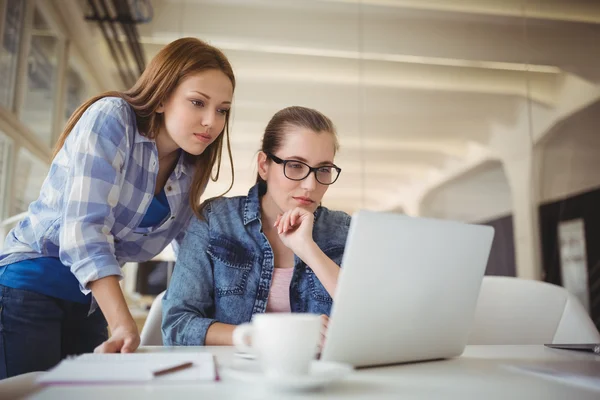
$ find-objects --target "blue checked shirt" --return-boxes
[0,97,194,296]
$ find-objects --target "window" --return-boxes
[21,7,60,146]
[12,148,46,216]
[0,0,25,110]
[0,130,13,219]
[65,66,86,122]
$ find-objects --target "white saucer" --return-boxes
[222,360,353,391]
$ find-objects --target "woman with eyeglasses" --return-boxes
[162,106,349,346]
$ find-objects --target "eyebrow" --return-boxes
[287,155,335,166]
[191,90,232,105]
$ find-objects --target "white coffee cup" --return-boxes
[232,313,321,378]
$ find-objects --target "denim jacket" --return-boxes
[162,183,351,345]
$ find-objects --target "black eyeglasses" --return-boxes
[266,153,342,185]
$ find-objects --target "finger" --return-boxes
[121,336,139,353]
[293,208,310,230]
[293,211,302,227]
[290,207,302,226]
[282,211,291,233]
[274,214,282,228]
[281,211,291,233]
[320,321,328,333]
[288,209,301,230]
[290,207,302,227]
[94,339,122,354]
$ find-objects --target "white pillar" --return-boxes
[502,151,542,280]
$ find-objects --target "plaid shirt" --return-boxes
[0,97,194,295]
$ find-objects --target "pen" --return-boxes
[213,354,220,381]
[152,361,194,377]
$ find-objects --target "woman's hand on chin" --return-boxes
[274,207,317,257]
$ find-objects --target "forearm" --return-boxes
[205,322,237,345]
[296,242,340,298]
[89,275,136,332]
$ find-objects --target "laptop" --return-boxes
[320,210,494,367]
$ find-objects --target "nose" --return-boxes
[301,171,318,191]
[201,109,214,129]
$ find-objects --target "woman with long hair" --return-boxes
[0,37,235,378]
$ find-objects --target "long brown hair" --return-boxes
[54,37,235,218]
[257,106,339,184]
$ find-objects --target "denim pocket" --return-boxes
[208,235,254,297]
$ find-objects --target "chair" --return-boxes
[139,290,166,346]
[0,371,44,400]
[468,276,600,345]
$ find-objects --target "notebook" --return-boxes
[37,352,218,384]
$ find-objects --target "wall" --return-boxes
[538,102,600,203]
[420,161,512,222]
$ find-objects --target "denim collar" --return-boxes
[243,182,322,226]
[243,182,265,226]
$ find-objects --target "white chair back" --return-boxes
[139,290,166,346]
[469,276,600,345]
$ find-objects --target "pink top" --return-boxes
[266,267,294,313]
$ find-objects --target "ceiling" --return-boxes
[110,0,600,214]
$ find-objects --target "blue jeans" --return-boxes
[0,285,108,379]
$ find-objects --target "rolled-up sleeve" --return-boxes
[162,205,216,345]
[58,99,128,293]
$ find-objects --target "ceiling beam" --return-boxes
[316,0,600,25]
[140,1,600,81]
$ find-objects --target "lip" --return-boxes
[193,132,212,142]
[293,196,314,205]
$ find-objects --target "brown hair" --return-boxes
[53,37,235,218]
[256,106,339,184]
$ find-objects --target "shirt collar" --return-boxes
[175,152,194,178]
[134,131,153,144]
[135,133,193,178]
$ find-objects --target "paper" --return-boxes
[37,352,217,384]
[505,361,600,392]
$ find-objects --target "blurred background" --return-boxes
[0,0,598,331]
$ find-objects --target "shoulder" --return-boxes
[316,206,351,229]
[67,97,137,157]
[186,195,247,234]
[84,97,133,121]
[77,97,136,146]
[314,207,351,254]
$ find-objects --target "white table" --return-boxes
[28,345,600,399]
